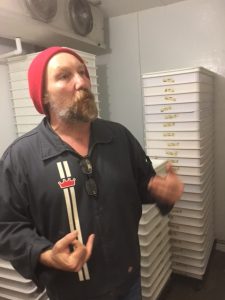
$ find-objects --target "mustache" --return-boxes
[74,88,95,102]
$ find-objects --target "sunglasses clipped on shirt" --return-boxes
[80,158,98,197]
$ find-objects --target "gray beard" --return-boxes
[58,105,97,123]
[45,89,98,124]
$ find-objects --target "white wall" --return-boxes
[97,0,225,241]
[97,13,144,145]
[0,40,17,156]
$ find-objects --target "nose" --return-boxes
[74,73,90,90]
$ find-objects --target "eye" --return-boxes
[78,68,86,77]
[57,71,71,80]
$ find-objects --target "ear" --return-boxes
[43,93,49,104]
[42,93,50,117]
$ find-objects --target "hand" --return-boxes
[148,162,184,205]
[39,231,95,272]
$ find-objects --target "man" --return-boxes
[0,47,183,300]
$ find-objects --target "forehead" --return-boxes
[47,52,84,71]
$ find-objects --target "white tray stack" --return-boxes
[142,67,215,280]
[139,160,172,300]
[0,259,48,300]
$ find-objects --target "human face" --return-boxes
[44,52,98,123]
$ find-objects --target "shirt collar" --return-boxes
[38,117,113,160]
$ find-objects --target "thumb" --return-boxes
[85,234,95,261]
[166,162,175,175]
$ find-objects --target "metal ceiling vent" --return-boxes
[68,0,93,36]
[24,0,57,23]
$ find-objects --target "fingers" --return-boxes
[50,232,95,272]
[69,233,95,257]
[85,234,95,261]
[148,176,160,191]
[69,234,95,272]
[69,240,87,271]
[150,176,167,200]
[149,173,183,205]
[148,175,164,191]
[54,231,78,252]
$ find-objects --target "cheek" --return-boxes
[51,83,74,95]
[84,78,91,89]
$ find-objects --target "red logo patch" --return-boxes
[58,178,76,189]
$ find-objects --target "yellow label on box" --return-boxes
[160,106,172,112]
[164,96,176,102]
[165,114,177,119]
[163,132,175,137]
[167,142,180,147]
[163,122,175,127]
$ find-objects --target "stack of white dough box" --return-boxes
[142,67,215,280]
[139,159,172,300]
[0,258,48,300]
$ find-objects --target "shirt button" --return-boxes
[128,266,133,273]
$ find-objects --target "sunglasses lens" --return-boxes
[85,178,97,196]
[80,159,92,174]
[80,158,97,197]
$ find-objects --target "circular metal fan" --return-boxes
[24,0,57,23]
[68,0,93,36]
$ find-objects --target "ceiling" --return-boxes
[90,0,187,18]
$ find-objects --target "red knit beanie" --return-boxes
[28,46,90,114]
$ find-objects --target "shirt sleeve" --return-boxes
[125,128,173,215]
[0,149,53,284]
